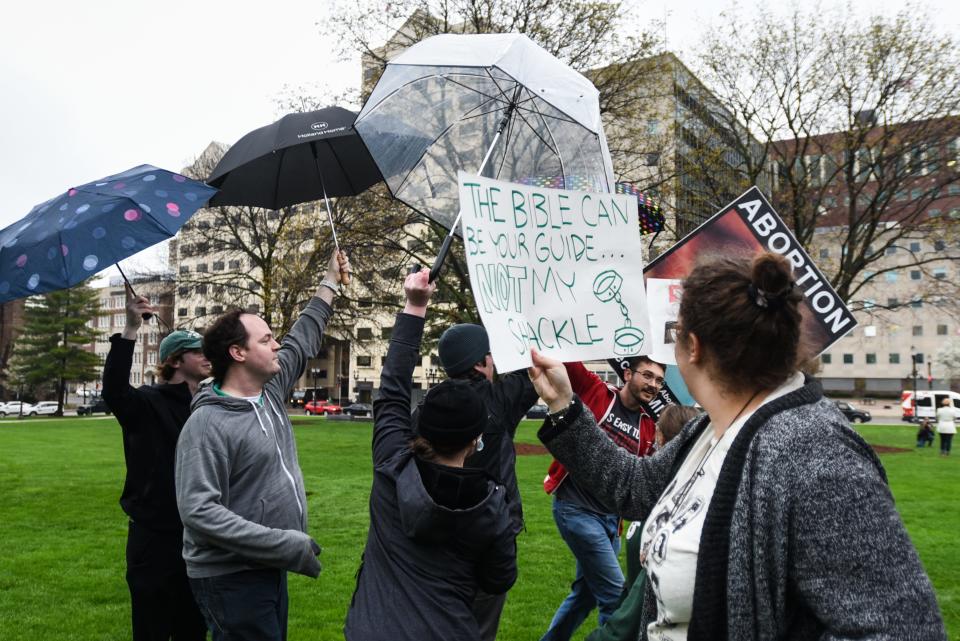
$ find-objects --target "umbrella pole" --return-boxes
[116,264,156,324]
[429,97,519,283]
[311,142,340,252]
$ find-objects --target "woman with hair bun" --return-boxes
[530,252,945,640]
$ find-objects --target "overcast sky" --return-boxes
[1,0,956,279]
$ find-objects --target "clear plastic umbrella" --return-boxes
[355,33,615,280]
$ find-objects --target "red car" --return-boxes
[304,400,342,416]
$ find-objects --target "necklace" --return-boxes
[638,388,764,566]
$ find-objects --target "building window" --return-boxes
[912,325,923,336]
[928,209,941,218]
[842,354,853,364]
[179,265,190,274]
[909,241,921,252]
[147,352,157,366]
[197,263,208,273]
[915,353,925,364]
[885,246,896,255]
[381,326,393,339]
[910,188,923,200]
[178,286,189,296]
[821,353,832,364]
[213,261,225,271]
[178,308,187,317]
[895,190,907,201]
[910,270,922,280]
[934,240,946,250]
[196,284,208,294]
[195,306,206,316]
[938,324,949,336]
[247,303,260,314]
[356,355,372,367]
[228,259,241,270]
[865,353,876,365]
[819,248,829,259]
[911,299,923,308]
[889,353,900,364]
[357,327,373,341]
[884,271,898,283]
[949,185,960,196]
[887,297,899,308]
[934,268,947,280]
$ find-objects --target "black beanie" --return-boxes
[418,379,487,447]
[438,324,490,376]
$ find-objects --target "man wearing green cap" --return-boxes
[101,291,212,641]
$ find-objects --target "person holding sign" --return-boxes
[529,252,945,640]
[344,269,518,641]
[432,323,538,640]
[540,356,663,641]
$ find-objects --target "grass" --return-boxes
[0,418,955,640]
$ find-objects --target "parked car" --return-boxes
[33,401,60,416]
[0,402,37,417]
[834,400,871,423]
[290,390,307,408]
[342,403,373,417]
[525,404,549,419]
[304,400,342,416]
[77,399,112,416]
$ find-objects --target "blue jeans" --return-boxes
[189,569,288,641]
[541,498,624,641]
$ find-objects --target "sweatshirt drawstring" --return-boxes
[252,397,304,519]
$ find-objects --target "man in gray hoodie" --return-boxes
[175,250,350,641]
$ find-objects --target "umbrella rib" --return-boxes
[358,72,507,122]
[390,94,506,197]
[494,105,518,180]
[523,88,568,186]
[508,100,561,160]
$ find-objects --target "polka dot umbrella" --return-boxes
[0,164,216,305]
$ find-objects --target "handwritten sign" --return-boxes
[459,172,651,372]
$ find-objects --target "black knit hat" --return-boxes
[418,379,488,447]
[438,324,490,376]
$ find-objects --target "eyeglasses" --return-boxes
[631,369,665,387]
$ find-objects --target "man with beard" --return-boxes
[540,356,665,641]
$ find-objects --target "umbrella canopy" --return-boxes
[0,165,216,303]
[354,33,616,233]
[206,106,382,210]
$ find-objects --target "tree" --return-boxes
[687,3,960,308]
[937,339,960,387]
[11,284,102,414]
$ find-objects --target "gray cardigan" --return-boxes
[539,378,946,640]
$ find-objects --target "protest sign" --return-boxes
[459,171,650,373]
[644,186,856,363]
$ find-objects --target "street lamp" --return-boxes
[310,367,320,403]
[910,346,919,421]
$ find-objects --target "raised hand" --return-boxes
[528,349,574,413]
[403,269,435,316]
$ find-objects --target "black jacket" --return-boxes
[463,370,538,533]
[344,314,518,641]
[102,334,193,532]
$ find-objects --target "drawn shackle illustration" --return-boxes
[592,269,644,356]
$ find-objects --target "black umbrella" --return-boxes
[206,106,383,249]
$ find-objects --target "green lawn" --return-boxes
[0,418,955,640]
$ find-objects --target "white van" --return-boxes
[901,390,960,422]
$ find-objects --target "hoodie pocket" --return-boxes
[258,486,300,530]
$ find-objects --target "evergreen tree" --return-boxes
[11,283,102,415]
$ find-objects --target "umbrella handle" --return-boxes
[429,234,454,283]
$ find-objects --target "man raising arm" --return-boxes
[175,250,350,641]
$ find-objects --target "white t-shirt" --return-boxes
[935,405,959,434]
[639,372,804,641]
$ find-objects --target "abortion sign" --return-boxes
[459,172,650,372]
[644,186,856,363]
